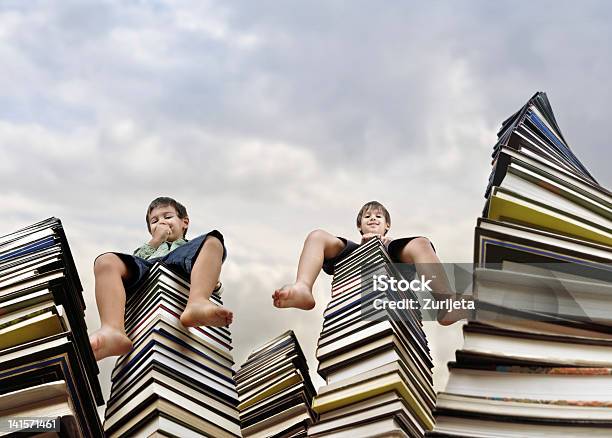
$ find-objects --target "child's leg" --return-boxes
[89,254,133,361]
[273,230,346,310]
[398,237,473,325]
[180,236,233,328]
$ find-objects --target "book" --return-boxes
[461,323,612,366]
[474,267,612,324]
[0,335,102,437]
[436,392,612,421]
[236,331,316,437]
[311,238,434,436]
[445,365,612,401]
[431,414,612,437]
[106,394,240,438]
[430,91,612,437]
[488,147,612,208]
[487,186,612,246]
[103,263,240,437]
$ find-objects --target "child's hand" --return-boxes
[361,233,379,244]
[361,233,391,246]
[150,223,171,246]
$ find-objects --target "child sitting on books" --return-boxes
[272,200,469,325]
[89,197,233,361]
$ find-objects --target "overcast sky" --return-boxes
[2,0,611,417]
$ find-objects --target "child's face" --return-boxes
[358,208,389,236]
[148,205,189,241]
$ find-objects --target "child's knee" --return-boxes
[408,237,433,250]
[94,253,124,275]
[201,236,224,256]
[306,229,331,242]
[402,237,434,261]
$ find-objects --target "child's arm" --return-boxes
[133,224,171,259]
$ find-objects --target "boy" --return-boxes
[89,197,233,361]
[272,201,469,325]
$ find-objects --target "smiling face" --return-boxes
[358,207,390,236]
[147,205,189,241]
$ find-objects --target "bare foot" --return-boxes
[180,300,233,327]
[89,327,133,361]
[272,282,315,310]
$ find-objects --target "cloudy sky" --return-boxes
[2,0,611,417]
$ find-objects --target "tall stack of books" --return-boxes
[430,92,612,437]
[0,218,104,436]
[308,237,435,437]
[103,263,241,437]
[236,330,317,437]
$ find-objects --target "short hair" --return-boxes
[356,201,391,235]
[146,197,189,237]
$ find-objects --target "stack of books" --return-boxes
[309,237,435,437]
[103,263,241,437]
[236,330,317,437]
[0,218,104,436]
[430,92,612,437]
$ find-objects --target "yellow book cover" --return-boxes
[0,312,64,351]
[488,193,612,247]
[238,372,303,411]
[311,373,434,430]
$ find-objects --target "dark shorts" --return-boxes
[322,236,436,276]
[96,230,226,294]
